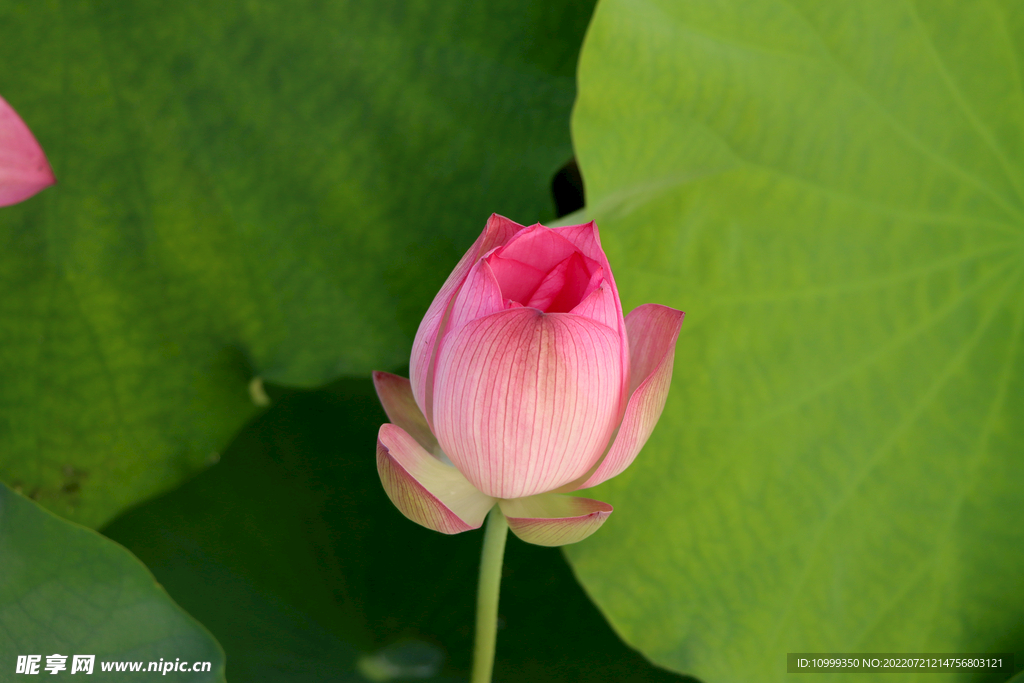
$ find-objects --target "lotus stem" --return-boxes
[471,506,508,683]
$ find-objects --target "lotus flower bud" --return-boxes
[0,95,55,207]
[374,215,683,546]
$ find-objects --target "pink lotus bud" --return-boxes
[374,215,683,546]
[0,94,55,207]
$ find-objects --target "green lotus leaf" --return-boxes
[0,0,590,527]
[567,1,1024,681]
[0,482,224,681]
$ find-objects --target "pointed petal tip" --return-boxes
[499,494,613,547]
[484,213,528,239]
[0,95,56,207]
[0,158,56,206]
[629,303,685,353]
[0,178,55,207]
[372,369,407,393]
[551,218,601,244]
[639,303,685,324]
[377,424,494,535]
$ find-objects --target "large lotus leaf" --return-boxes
[566,1,1024,681]
[0,0,590,527]
[0,482,224,681]
[103,378,694,683]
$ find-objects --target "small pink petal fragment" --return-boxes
[377,424,495,534]
[0,95,55,207]
[372,372,438,454]
[499,494,612,546]
[433,307,623,499]
[575,304,684,490]
[409,214,523,426]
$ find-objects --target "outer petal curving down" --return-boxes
[574,304,684,490]
[372,371,438,454]
[0,95,55,207]
[377,424,495,534]
[499,494,613,546]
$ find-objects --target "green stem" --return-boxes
[471,506,509,683]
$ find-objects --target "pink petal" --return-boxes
[445,259,505,335]
[486,253,547,304]
[550,222,615,293]
[377,423,495,534]
[432,307,623,499]
[372,371,438,454]
[409,214,523,427]
[551,221,629,407]
[525,252,602,313]
[568,281,618,330]
[0,95,55,207]
[522,254,577,310]
[574,304,684,490]
[499,494,612,546]
[497,224,579,272]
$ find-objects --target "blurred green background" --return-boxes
[2,0,1022,681]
